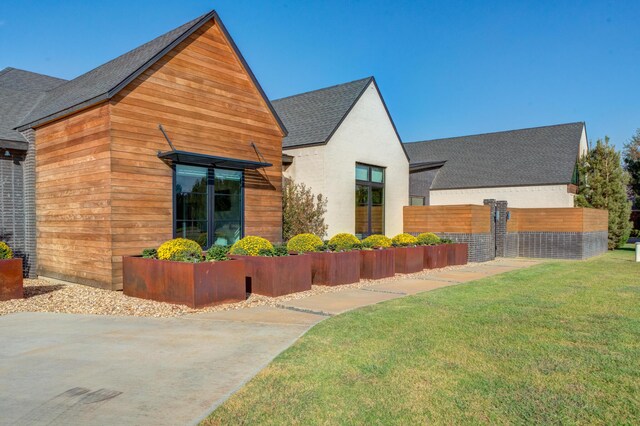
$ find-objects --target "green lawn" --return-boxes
[204,248,640,425]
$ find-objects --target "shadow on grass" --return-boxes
[24,284,64,298]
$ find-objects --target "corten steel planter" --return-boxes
[447,243,468,265]
[229,254,312,297]
[308,251,360,286]
[360,248,395,280]
[393,246,424,274]
[0,258,23,301]
[122,257,246,308]
[423,245,448,269]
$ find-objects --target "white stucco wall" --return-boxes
[283,81,409,237]
[429,184,575,208]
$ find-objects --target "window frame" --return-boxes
[355,162,385,237]
[409,196,425,206]
[172,164,245,248]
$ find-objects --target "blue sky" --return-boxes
[2,0,639,150]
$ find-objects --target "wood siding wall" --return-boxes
[403,205,491,234]
[34,18,284,289]
[35,104,113,287]
[108,19,283,287]
[507,208,608,233]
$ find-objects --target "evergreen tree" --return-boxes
[576,137,632,249]
[623,128,640,208]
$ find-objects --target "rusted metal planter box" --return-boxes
[423,245,448,269]
[123,257,246,308]
[308,251,360,286]
[360,249,395,280]
[447,243,468,265]
[393,246,424,274]
[0,258,23,301]
[229,254,312,297]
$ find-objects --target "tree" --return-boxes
[282,179,328,241]
[623,128,640,208]
[575,137,632,249]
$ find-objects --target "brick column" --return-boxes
[483,199,496,261]
[495,200,508,257]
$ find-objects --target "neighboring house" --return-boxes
[0,10,286,289]
[404,122,588,208]
[273,77,409,238]
[0,68,67,277]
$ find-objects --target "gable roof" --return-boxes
[0,68,66,146]
[404,122,585,190]
[16,10,286,135]
[272,77,373,148]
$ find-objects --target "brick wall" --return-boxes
[0,150,28,275]
[22,129,37,277]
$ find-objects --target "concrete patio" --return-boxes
[0,258,541,425]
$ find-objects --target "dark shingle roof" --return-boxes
[17,12,213,129]
[404,122,585,190]
[15,10,285,134]
[0,68,67,144]
[272,77,373,148]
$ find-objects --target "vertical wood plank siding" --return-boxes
[34,19,284,289]
[35,104,113,287]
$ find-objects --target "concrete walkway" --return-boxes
[0,258,541,425]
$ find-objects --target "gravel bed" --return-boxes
[0,263,480,318]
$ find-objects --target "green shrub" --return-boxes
[391,233,418,247]
[283,180,328,240]
[362,234,392,248]
[416,232,441,246]
[0,242,13,259]
[287,233,324,253]
[328,233,361,251]
[141,248,158,259]
[257,244,290,257]
[157,238,202,262]
[230,236,274,256]
[440,238,454,244]
[206,245,230,261]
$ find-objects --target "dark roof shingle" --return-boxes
[0,68,67,144]
[16,12,213,129]
[272,77,372,148]
[404,122,585,189]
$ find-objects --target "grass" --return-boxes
[204,248,640,425]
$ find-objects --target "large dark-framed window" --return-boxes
[355,163,385,238]
[174,164,244,248]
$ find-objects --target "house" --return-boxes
[404,122,588,208]
[273,77,409,238]
[0,10,286,289]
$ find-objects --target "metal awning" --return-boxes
[158,150,272,170]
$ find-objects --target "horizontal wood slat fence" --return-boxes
[403,204,608,261]
[507,208,608,233]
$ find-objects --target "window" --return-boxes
[175,165,243,248]
[410,196,425,206]
[355,163,385,238]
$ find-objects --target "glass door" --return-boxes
[355,163,385,238]
[174,165,243,248]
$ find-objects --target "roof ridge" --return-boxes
[0,67,15,77]
[0,67,66,82]
[272,76,373,102]
[41,11,211,96]
[406,121,585,145]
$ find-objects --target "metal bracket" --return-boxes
[158,124,177,152]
